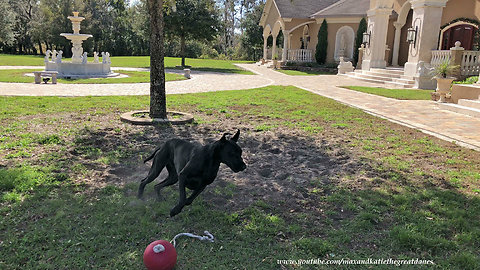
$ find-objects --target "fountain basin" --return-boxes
[46,61,117,78]
[60,33,93,41]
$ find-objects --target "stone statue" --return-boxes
[105,52,111,64]
[339,33,346,57]
[56,50,63,64]
[101,52,106,64]
[52,50,57,62]
[44,50,51,62]
[93,52,99,63]
[337,57,354,75]
[82,52,88,64]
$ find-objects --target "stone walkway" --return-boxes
[1,64,480,150]
[237,64,480,151]
[0,66,273,96]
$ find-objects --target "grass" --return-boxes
[0,54,254,74]
[0,69,186,84]
[275,69,333,76]
[1,86,480,269]
[342,86,433,100]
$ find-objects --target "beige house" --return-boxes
[260,0,370,63]
[260,0,480,90]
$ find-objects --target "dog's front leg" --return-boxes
[170,174,187,217]
[185,186,206,206]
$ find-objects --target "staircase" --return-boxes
[346,67,415,89]
[256,60,275,68]
[439,98,480,118]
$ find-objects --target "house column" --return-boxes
[404,0,448,77]
[391,22,403,66]
[282,30,289,62]
[362,7,392,70]
[263,35,268,60]
[272,34,277,60]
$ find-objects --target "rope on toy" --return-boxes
[170,231,215,247]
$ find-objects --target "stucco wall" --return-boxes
[263,1,281,36]
[305,20,362,63]
[441,0,479,25]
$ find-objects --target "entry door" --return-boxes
[442,24,476,50]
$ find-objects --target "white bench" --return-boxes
[34,71,58,84]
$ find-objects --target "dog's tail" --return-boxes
[144,145,163,163]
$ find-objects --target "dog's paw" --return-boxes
[170,207,181,217]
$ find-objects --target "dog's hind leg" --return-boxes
[154,163,178,200]
[137,147,168,199]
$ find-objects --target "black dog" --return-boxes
[138,130,247,217]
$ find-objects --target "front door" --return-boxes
[442,24,476,50]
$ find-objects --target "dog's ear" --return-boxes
[220,132,231,142]
[231,129,240,142]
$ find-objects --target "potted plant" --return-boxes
[431,60,459,102]
[272,54,279,69]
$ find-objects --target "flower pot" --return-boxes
[435,77,454,103]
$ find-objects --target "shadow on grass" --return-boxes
[1,124,480,269]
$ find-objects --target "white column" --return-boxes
[282,30,289,62]
[404,0,448,77]
[391,22,403,66]
[362,8,392,70]
[272,34,277,60]
[263,35,268,60]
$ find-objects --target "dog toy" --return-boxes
[143,231,215,270]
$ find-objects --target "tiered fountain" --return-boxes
[44,12,116,78]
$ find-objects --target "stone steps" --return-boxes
[458,99,480,110]
[347,67,415,89]
[439,102,480,118]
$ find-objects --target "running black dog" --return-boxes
[138,130,247,217]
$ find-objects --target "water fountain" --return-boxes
[44,12,116,78]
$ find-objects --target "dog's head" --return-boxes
[216,129,247,173]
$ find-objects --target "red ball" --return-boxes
[143,240,177,270]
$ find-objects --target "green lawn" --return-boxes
[343,86,433,100]
[1,86,479,269]
[276,69,333,76]
[0,69,185,84]
[0,54,254,74]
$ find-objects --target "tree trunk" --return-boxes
[148,0,167,119]
[180,35,186,67]
[38,40,43,55]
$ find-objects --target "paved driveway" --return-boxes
[0,66,273,96]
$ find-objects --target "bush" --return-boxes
[315,19,328,64]
[454,76,478,84]
[354,18,367,66]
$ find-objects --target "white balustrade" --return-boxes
[430,50,451,68]
[461,51,480,76]
[287,49,313,62]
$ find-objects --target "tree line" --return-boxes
[0,0,265,61]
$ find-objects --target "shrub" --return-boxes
[315,20,328,64]
[354,18,367,66]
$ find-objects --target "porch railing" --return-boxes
[431,50,451,68]
[266,48,283,60]
[461,51,480,76]
[287,49,313,62]
[431,49,480,77]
